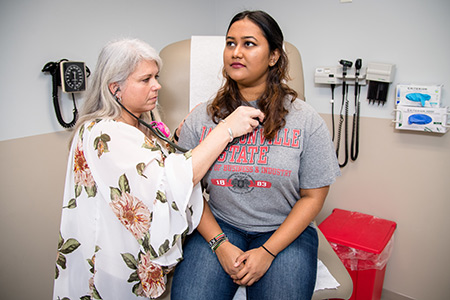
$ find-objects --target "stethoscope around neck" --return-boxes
[112,89,189,153]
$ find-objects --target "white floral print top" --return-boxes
[53,119,203,299]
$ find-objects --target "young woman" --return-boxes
[171,11,340,300]
[53,38,263,300]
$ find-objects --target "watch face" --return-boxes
[61,61,86,92]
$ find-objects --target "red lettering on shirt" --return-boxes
[249,180,272,188]
[236,146,248,163]
[292,129,301,148]
[282,128,292,147]
[257,146,268,164]
[247,146,258,164]
[211,179,233,187]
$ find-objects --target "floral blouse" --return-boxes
[53,119,203,299]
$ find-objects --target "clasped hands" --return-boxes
[215,241,275,286]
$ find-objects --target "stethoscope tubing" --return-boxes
[113,91,189,153]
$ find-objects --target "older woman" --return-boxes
[53,38,263,299]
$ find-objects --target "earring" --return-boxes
[114,94,122,102]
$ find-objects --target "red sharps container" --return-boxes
[319,209,397,300]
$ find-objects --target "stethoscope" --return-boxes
[113,89,189,153]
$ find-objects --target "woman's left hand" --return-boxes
[230,247,275,286]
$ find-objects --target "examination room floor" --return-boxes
[380,289,412,300]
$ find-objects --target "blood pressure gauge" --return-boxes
[60,61,87,93]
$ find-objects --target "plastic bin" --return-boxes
[318,209,397,300]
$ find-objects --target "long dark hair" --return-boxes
[208,10,298,140]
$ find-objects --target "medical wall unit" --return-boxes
[319,209,397,300]
[314,63,367,86]
[315,59,395,168]
[393,84,449,134]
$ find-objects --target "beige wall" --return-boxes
[0,131,71,299]
[1,115,449,299]
[318,115,450,299]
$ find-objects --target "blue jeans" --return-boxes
[171,218,318,300]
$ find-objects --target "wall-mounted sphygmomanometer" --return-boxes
[42,59,90,128]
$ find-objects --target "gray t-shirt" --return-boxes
[179,98,340,232]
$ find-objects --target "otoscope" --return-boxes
[336,59,352,168]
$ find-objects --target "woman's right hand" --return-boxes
[190,106,264,185]
[215,241,245,277]
[223,106,264,138]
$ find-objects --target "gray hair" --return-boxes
[73,38,162,135]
